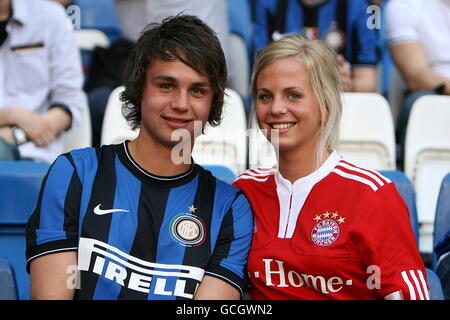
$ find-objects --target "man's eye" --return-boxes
[160,83,173,90]
[192,88,205,95]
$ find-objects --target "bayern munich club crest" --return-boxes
[170,205,206,247]
[310,211,345,247]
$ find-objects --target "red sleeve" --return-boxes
[354,183,429,300]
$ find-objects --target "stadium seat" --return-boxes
[0,162,50,300]
[227,0,252,104]
[193,88,248,175]
[101,86,139,146]
[426,268,445,300]
[72,0,122,44]
[0,257,18,300]
[227,34,251,105]
[73,29,109,51]
[432,173,450,270]
[339,93,396,170]
[61,97,93,153]
[404,95,450,253]
[203,164,237,185]
[380,170,419,246]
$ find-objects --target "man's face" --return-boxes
[139,58,213,149]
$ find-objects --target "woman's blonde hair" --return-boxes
[251,36,343,167]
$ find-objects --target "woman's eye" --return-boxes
[258,94,272,101]
[289,93,302,100]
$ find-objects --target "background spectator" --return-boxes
[0,0,86,163]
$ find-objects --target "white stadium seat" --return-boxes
[338,92,396,170]
[101,86,138,146]
[227,34,250,100]
[248,112,278,169]
[73,29,109,50]
[404,95,450,253]
[62,95,92,153]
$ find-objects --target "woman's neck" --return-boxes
[278,147,331,184]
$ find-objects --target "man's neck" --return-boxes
[0,0,11,22]
[127,134,192,177]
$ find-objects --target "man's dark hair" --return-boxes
[120,14,227,130]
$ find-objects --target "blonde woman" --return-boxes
[233,36,428,300]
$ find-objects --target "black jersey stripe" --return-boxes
[179,167,215,299]
[117,183,171,299]
[63,153,82,240]
[76,146,117,300]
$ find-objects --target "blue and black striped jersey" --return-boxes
[26,142,253,299]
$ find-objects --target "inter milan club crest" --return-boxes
[310,211,345,247]
[170,205,206,247]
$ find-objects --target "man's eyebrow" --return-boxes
[152,76,210,87]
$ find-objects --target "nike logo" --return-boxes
[94,204,130,216]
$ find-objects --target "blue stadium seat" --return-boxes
[0,257,18,300]
[0,161,50,300]
[203,165,237,185]
[432,173,450,270]
[380,170,419,245]
[73,0,122,44]
[426,268,445,300]
[227,0,253,50]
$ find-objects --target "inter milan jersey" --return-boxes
[233,151,429,300]
[26,142,253,300]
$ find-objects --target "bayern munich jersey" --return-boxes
[26,142,253,300]
[233,151,429,300]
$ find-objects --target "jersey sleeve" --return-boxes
[350,0,379,66]
[205,192,253,297]
[355,183,429,300]
[25,154,82,273]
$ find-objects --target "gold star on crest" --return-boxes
[323,211,331,219]
[188,205,197,213]
[338,216,346,224]
[332,212,339,219]
[314,214,322,222]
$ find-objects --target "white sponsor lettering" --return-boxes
[261,259,351,294]
[78,238,204,298]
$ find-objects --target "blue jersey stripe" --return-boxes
[93,155,141,299]
[219,193,253,279]
[149,176,199,300]
[37,156,74,245]
[70,148,99,237]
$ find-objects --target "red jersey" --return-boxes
[233,151,429,300]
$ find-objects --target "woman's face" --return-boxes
[255,57,322,154]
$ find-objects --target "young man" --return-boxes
[25,15,253,300]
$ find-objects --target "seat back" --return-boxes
[426,268,445,300]
[101,86,139,146]
[432,173,450,269]
[0,257,18,300]
[380,170,419,246]
[227,34,250,103]
[61,96,92,153]
[73,29,109,51]
[339,93,396,170]
[0,161,50,300]
[404,95,450,253]
[72,0,122,43]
